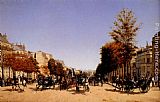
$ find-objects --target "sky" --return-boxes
[0,0,159,70]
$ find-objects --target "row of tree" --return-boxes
[96,8,141,78]
[2,51,39,76]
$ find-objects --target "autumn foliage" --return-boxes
[3,52,39,73]
[96,8,140,77]
[48,58,66,76]
[96,42,123,74]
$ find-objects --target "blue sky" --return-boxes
[0,0,159,70]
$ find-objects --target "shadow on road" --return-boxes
[2,88,24,93]
[105,88,145,95]
[29,87,38,91]
[67,88,86,95]
[28,85,87,95]
[29,87,56,91]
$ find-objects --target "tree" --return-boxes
[48,59,65,76]
[40,66,50,75]
[4,52,38,75]
[98,42,123,75]
[55,62,64,76]
[109,8,141,77]
[48,58,56,75]
[28,57,39,73]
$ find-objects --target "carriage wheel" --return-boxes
[119,85,124,91]
[124,85,131,93]
[129,86,134,92]
[83,84,89,92]
[139,85,149,93]
[41,85,45,91]
[36,84,38,89]
[146,86,150,92]
[36,84,40,91]
[117,84,122,90]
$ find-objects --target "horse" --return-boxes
[65,77,77,90]
[12,75,27,91]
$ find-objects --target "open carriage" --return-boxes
[74,70,90,92]
[36,75,55,91]
[75,76,90,92]
[112,76,152,93]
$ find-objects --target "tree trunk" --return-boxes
[124,63,126,78]
[118,66,121,76]
[13,70,16,77]
[126,62,129,76]
[127,61,131,78]
[129,62,132,78]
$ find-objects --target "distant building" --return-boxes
[32,51,53,67]
[32,51,53,75]
[12,43,31,78]
[12,43,31,58]
[135,44,153,77]
[0,33,14,81]
[12,43,26,53]
[0,33,12,50]
[0,33,37,80]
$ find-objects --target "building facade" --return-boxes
[0,33,13,80]
[0,33,38,81]
[33,51,53,67]
[32,51,53,75]
[130,47,139,77]
[135,45,153,78]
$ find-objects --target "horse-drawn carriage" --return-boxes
[88,74,104,86]
[74,70,90,92]
[35,68,90,92]
[11,75,27,91]
[56,69,90,92]
[36,75,55,91]
[75,75,90,92]
[112,76,152,93]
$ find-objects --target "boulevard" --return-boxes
[0,84,159,102]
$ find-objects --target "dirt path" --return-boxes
[0,84,159,102]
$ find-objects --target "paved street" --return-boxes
[0,84,159,102]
